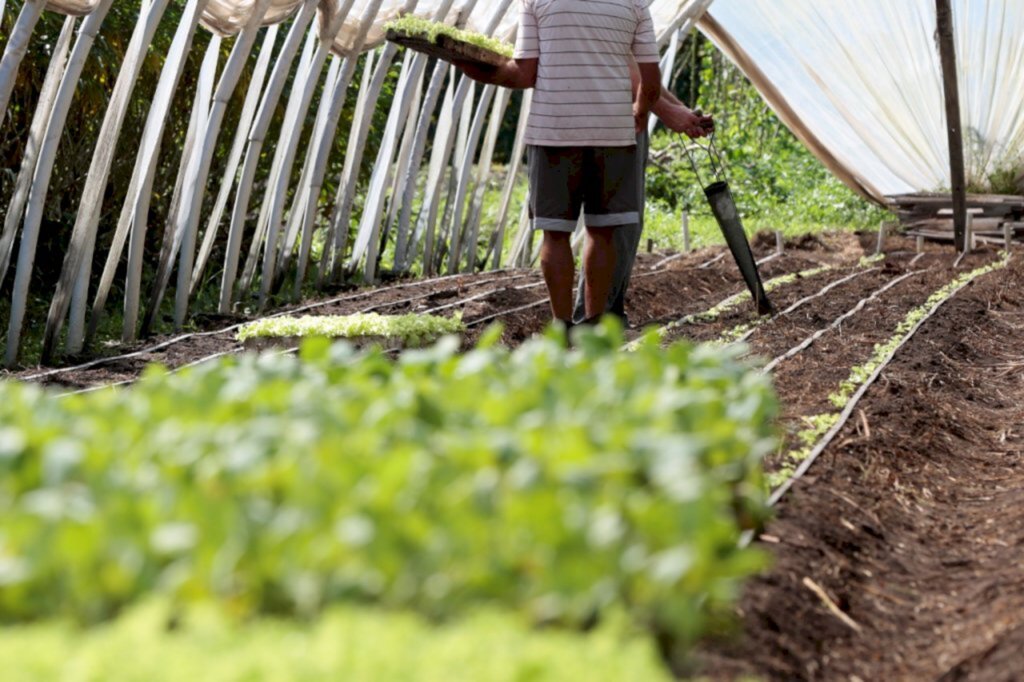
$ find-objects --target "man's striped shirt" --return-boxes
[514,0,660,147]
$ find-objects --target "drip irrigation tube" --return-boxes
[26,246,786,390]
[761,270,926,374]
[645,261,852,348]
[727,267,880,345]
[463,251,781,329]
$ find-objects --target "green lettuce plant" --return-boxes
[0,324,776,674]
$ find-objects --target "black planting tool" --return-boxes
[683,131,774,316]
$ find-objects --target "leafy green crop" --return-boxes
[386,17,515,58]
[0,324,776,671]
[236,313,465,347]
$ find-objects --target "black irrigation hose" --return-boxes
[354,273,537,316]
[57,348,246,398]
[23,244,762,384]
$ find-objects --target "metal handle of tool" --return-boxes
[681,131,728,191]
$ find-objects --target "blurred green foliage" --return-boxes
[0,600,672,681]
[0,324,776,671]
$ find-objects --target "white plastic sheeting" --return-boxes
[702,0,1024,200]
[650,0,712,41]
[323,0,408,53]
[44,0,104,16]
[201,0,304,35]
[315,0,711,54]
[146,0,722,55]
[326,0,486,54]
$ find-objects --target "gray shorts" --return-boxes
[527,145,640,232]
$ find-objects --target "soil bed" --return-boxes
[5,232,866,390]
[659,248,992,349]
[743,251,1000,463]
[699,251,1024,681]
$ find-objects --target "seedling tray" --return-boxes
[242,334,461,353]
[242,335,399,352]
[386,28,508,69]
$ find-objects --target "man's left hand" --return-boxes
[661,105,715,138]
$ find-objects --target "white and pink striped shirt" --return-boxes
[514,0,660,147]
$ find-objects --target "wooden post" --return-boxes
[1004,223,1013,251]
[682,210,691,253]
[647,238,654,254]
[775,230,784,256]
[935,0,968,252]
[875,220,888,256]
[916,235,925,253]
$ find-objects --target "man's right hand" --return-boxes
[452,58,501,84]
[634,62,662,134]
[634,102,651,133]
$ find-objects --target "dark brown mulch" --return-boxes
[658,260,867,347]
[10,230,1024,681]
[698,253,1024,681]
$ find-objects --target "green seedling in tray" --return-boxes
[385,16,514,68]
[237,312,465,350]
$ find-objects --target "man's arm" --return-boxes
[453,57,538,90]
[456,0,540,90]
[629,59,714,138]
[633,62,662,133]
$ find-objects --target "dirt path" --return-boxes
[702,254,1024,681]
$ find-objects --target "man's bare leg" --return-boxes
[540,230,575,322]
[583,226,617,320]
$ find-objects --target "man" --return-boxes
[456,0,663,329]
[572,64,714,327]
